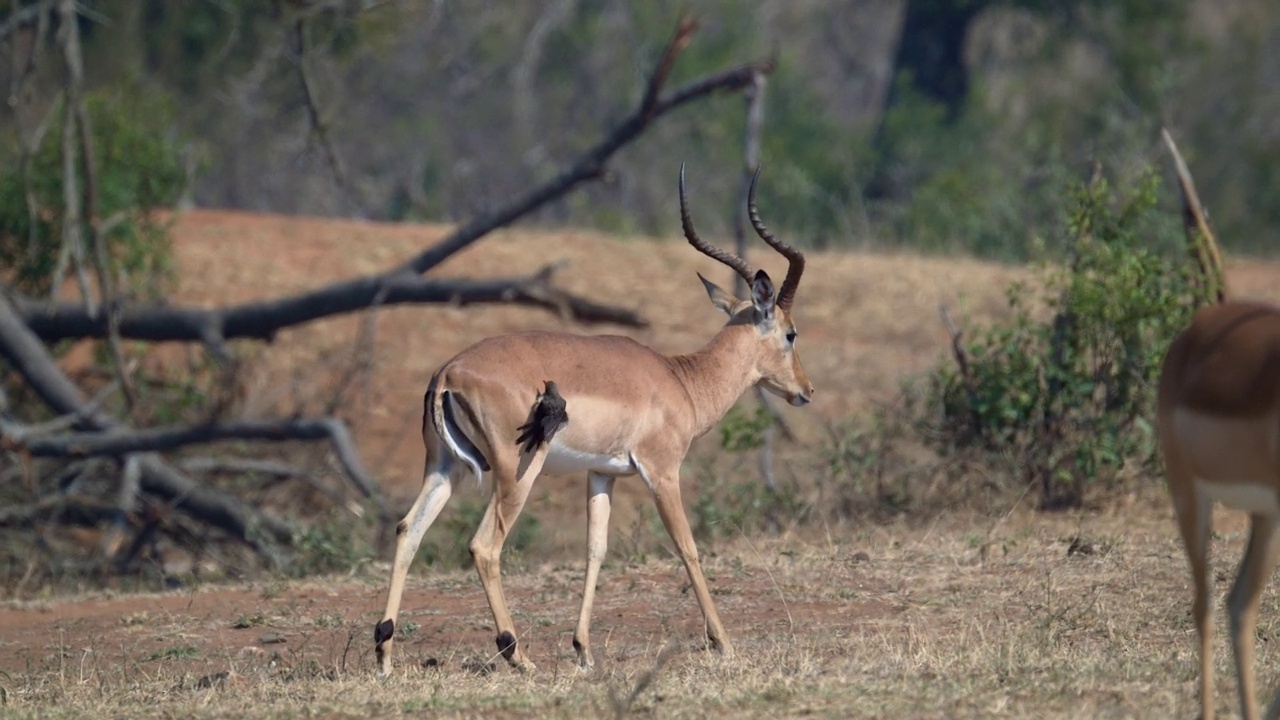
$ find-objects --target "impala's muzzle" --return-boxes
[761,376,814,407]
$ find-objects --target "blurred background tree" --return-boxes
[1,0,1273,263]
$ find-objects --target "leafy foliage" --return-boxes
[690,402,805,541]
[927,171,1199,506]
[0,87,184,296]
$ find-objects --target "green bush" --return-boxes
[927,170,1200,506]
[0,87,184,296]
[688,403,806,541]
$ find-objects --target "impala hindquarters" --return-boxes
[1160,301,1280,720]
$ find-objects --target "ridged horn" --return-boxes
[680,163,754,283]
[748,167,805,312]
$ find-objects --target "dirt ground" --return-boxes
[10,209,1280,718]
[1,495,1275,719]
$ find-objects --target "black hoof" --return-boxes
[496,630,518,661]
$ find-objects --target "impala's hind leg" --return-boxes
[375,459,455,677]
[1228,514,1280,720]
[469,448,547,671]
[1168,467,1214,720]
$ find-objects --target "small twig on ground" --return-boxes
[609,640,681,719]
[99,453,141,559]
[939,303,981,436]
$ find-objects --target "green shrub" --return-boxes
[927,170,1199,506]
[688,402,806,541]
[0,87,184,296]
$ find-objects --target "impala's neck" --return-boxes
[668,324,761,438]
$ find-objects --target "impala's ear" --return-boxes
[750,269,776,320]
[698,272,739,316]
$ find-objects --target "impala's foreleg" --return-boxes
[573,471,616,669]
[375,461,455,677]
[648,469,731,656]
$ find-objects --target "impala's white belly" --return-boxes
[540,438,635,476]
[1173,408,1280,514]
[1197,482,1280,515]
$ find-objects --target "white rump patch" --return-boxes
[628,454,655,493]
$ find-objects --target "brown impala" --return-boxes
[1160,300,1280,720]
[374,166,814,675]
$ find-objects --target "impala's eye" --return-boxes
[786,330,797,345]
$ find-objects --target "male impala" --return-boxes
[374,166,813,675]
[1160,300,1280,720]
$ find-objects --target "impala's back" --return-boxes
[431,331,692,477]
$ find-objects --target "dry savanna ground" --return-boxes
[7,210,1280,718]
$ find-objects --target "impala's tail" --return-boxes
[424,375,490,486]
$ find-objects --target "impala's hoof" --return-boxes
[496,631,536,671]
[708,635,734,658]
[375,619,394,645]
[572,637,595,671]
[496,631,518,661]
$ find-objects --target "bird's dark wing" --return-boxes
[515,382,569,454]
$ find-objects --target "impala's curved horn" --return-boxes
[680,163,754,283]
[748,167,805,312]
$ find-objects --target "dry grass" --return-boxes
[3,490,1279,719]
[19,212,1280,718]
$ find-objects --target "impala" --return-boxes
[1160,299,1280,720]
[374,166,813,675]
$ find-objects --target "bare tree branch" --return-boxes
[13,260,647,343]
[13,20,767,347]
[0,0,43,47]
[0,291,295,563]
[180,456,308,477]
[50,0,92,310]
[99,452,140,558]
[56,0,138,410]
[11,415,375,495]
[402,48,776,278]
[939,303,982,438]
[725,67,795,503]
[641,16,697,116]
[6,0,51,104]
[292,14,365,214]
